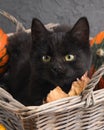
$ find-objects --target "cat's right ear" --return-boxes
[70,17,89,44]
[31,18,48,41]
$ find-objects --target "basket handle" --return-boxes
[82,63,104,107]
[0,9,26,32]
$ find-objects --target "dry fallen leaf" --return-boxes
[46,72,90,103]
[46,86,68,103]
[68,72,90,96]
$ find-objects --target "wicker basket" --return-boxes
[0,64,104,130]
[0,9,104,130]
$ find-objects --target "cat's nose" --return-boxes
[52,65,64,74]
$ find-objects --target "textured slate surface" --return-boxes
[0,0,104,36]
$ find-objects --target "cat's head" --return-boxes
[30,17,91,90]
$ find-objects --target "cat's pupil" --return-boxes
[42,55,51,62]
[65,54,75,62]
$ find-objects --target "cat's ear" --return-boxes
[31,18,48,41]
[71,17,89,43]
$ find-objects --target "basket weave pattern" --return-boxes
[0,64,104,130]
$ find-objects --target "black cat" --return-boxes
[3,17,91,106]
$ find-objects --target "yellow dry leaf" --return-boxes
[46,72,90,103]
[46,86,68,102]
[68,72,90,96]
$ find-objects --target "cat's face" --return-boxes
[31,17,91,88]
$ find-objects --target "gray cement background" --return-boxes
[0,0,104,37]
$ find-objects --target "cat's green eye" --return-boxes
[65,54,75,62]
[42,55,51,63]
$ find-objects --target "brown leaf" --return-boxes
[46,86,68,103]
[68,72,90,96]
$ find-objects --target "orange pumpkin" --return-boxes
[0,29,9,74]
[0,124,6,130]
[89,31,104,89]
[90,31,104,46]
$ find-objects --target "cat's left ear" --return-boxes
[71,17,89,43]
[31,18,48,41]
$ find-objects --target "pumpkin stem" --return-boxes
[96,48,104,57]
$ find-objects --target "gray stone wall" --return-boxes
[0,0,104,37]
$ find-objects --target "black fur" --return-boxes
[2,17,91,106]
